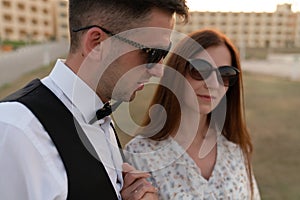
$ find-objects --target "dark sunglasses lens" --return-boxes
[189,67,207,80]
[146,49,169,69]
[145,43,171,69]
[219,66,239,86]
[188,59,239,86]
[189,60,212,80]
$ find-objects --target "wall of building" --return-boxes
[0,0,68,42]
[52,0,69,41]
[175,4,300,49]
[0,1,299,49]
[0,0,54,42]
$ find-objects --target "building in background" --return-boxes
[0,1,299,50]
[0,0,68,43]
[175,4,300,49]
[52,0,69,41]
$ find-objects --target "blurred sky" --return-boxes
[186,0,300,12]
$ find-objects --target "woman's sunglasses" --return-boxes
[187,58,240,87]
[73,25,171,69]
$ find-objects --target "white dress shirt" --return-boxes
[0,59,123,200]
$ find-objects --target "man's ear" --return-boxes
[82,27,105,56]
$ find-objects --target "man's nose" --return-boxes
[147,61,164,78]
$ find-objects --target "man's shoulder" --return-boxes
[0,79,41,102]
[0,101,37,129]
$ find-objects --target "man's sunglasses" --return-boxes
[187,58,240,87]
[72,25,171,69]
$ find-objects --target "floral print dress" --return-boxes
[124,134,261,200]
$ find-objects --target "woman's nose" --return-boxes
[204,71,220,89]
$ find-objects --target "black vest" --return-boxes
[1,79,119,200]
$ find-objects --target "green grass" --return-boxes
[1,67,299,199]
[243,73,300,200]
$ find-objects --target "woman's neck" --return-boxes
[171,106,209,149]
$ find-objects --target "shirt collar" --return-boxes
[49,59,104,123]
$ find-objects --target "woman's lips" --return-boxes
[198,94,216,102]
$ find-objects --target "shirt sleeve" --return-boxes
[0,102,67,200]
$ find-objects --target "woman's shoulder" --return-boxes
[218,134,243,158]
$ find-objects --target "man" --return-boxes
[0,0,188,199]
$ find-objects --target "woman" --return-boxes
[124,28,261,199]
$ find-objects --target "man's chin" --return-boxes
[116,92,136,102]
[128,92,137,102]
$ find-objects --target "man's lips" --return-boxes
[136,83,145,91]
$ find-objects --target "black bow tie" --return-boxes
[96,102,112,120]
[89,101,122,124]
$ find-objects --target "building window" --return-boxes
[43,9,49,14]
[5,28,13,35]
[61,23,68,28]
[17,3,25,10]
[60,1,67,7]
[31,6,37,12]
[198,22,204,26]
[3,14,12,21]
[18,17,26,23]
[197,13,204,17]
[45,32,50,38]
[2,1,11,7]
[276,40,281,45]
[32,19,38,25]
[33,31,39,36]
[19,30,27,37]
[60,12,67,17]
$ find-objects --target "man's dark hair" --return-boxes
[68,0,189,52]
